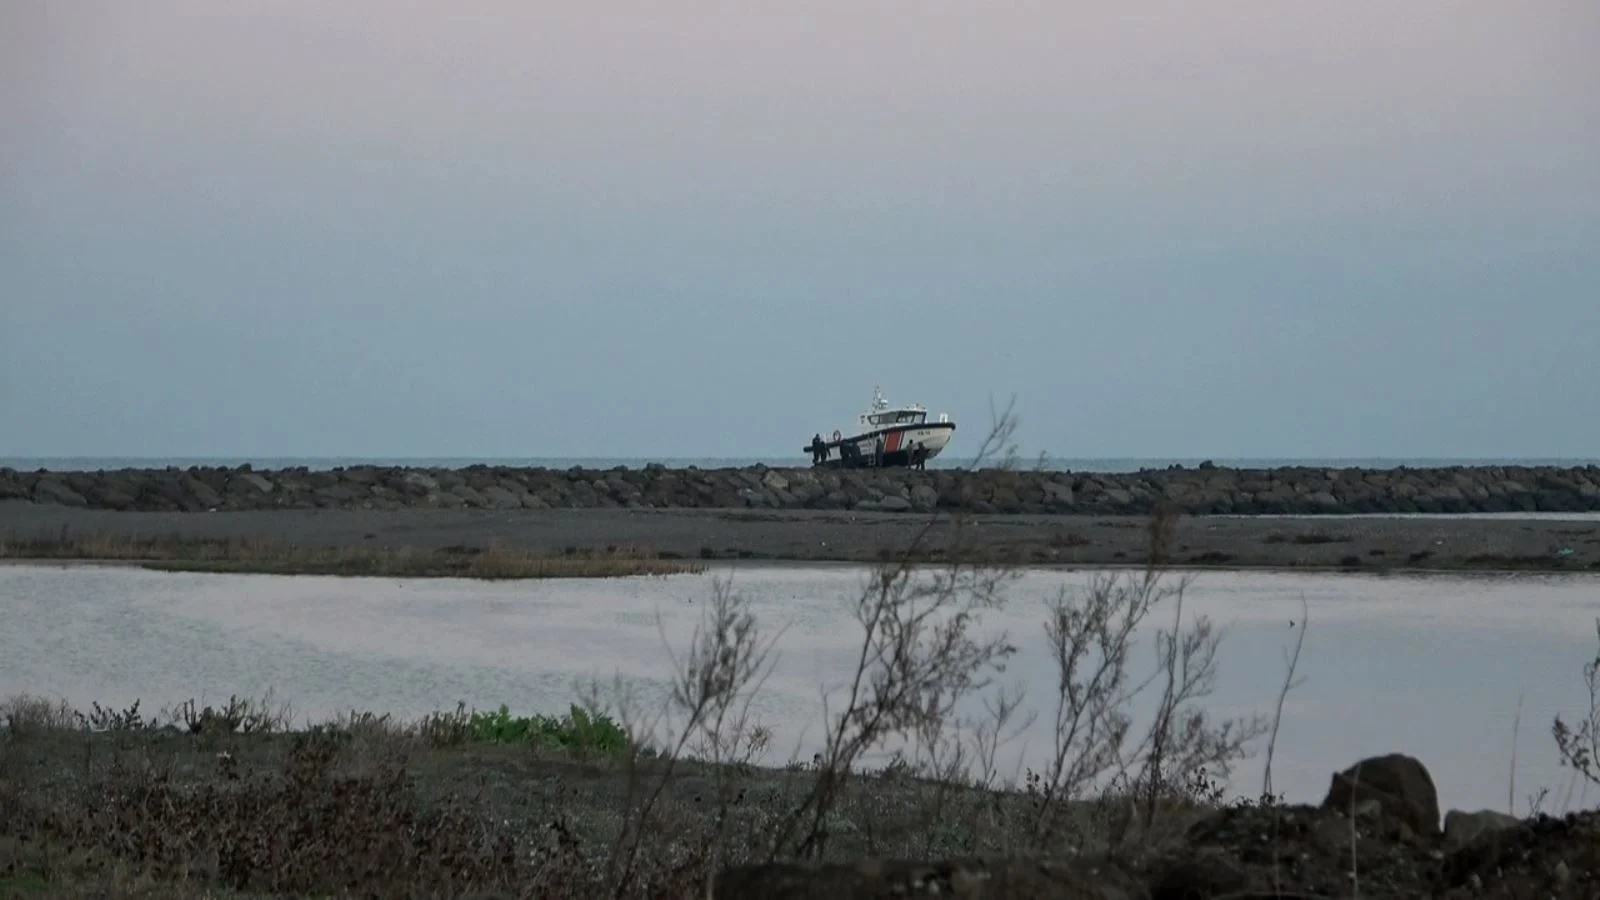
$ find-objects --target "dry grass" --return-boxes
[1553,617,1600,796]
[0,533,705,579]
[0,691,1234,899]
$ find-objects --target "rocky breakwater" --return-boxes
[4,462,1600,516]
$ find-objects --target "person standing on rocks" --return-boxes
[809,433,829,466]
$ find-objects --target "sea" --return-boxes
[2,456,1598,474]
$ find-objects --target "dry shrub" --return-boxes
[0,694,79,735]
[1553,617,1600,792]
[4,731,552,896]
[164,692,294,737]
[598,574,783,896]
[1,690,297,744]
[1023,506,1271,854]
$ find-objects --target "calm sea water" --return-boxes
[3,562,1598,815]
[5,456,1598,473]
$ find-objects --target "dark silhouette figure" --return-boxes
[809,433,828,465]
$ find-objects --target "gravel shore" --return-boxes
[4,501,1598,572]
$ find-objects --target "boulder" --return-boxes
[33,478,87,507]
[1443,809,1521,848]
[184,477,224,509]
[482,485,526,510]
[1321,753,1440,838]
[737,488,773,508]
[400,472,439,496]
[876,495,913,513]
[428,491,466,509]
[819,491,851,509]
[988,487,1021,513]
[232,472,275,495]
[339,467,381,487]
[84,482,138,510]
[1309,491,1342,511]
[1042,480,1074,508]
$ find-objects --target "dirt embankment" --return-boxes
[3,501,1599,572]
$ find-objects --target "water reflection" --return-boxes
[3,562,1598,814]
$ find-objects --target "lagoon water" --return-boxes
[3,561,1599,816]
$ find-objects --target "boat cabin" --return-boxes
[857,386,948,431]
[864,407,928,428]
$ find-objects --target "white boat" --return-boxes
[803,386,956,468]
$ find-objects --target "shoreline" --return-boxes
[9,558,1600,582]
[3,501,1598,574]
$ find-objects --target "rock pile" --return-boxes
[4,463,1600,516]
[711,753,1596,899]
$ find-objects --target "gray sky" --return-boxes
[3,1,1597,460]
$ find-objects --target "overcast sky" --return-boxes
[3,1,1597,460]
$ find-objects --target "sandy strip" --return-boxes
[3,501,1598,573]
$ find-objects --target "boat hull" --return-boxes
[808,422,956,468]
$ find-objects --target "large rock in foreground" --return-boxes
[1321,752,1442,839]
[3,462,1600,517]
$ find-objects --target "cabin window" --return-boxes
[869,411,926,427]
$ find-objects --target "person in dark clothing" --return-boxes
[810,433,829,465]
